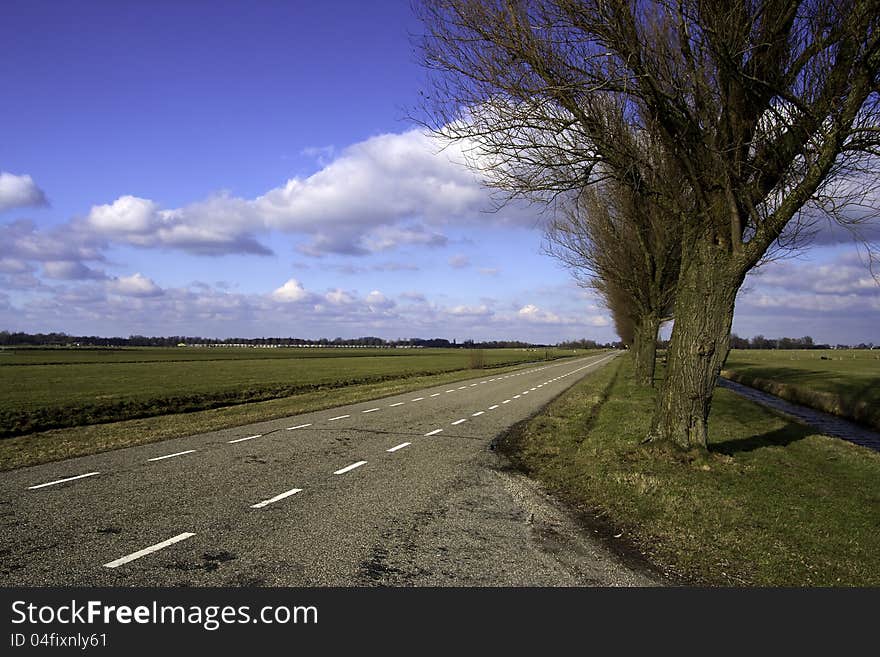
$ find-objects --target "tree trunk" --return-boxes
[650,242,743,450]
[631,312,659,387]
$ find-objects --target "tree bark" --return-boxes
[650,240,744,450]
[631,312,659,387]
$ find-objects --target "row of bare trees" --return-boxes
[417,0,880,450]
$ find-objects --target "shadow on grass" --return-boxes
[712,423,816,455]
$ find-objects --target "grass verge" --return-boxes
[498,355,880,586]
[0,358,571,472]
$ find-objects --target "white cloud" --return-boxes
[58,128,540,259]
[108,273,163,297]
[517,304,561,323]
[325,288,355,305]
[86,195,160,235]
[449,304,492,317]
[271,278,311,303]
[0,172,48,212]
[42,261,106,281]
[366,290,395,309]
[448,254,470,269]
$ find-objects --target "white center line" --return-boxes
[228,434,261,444]
[471,411,484,417]
[334,460,367,475]
[387,442,411,453]
[328,414,350,421]
[530,387,537,391]
[411,397,424,401]
[488,405,499,410]
[513,395,521,399]
[251,487,302,509]
[451,419,467,425]
[103,532,195,568]
[287,423,312,430]
[446,390,456,393]
[469,383,477,387]
[458,386,467,390]
[389,402,405,407]
[424,429,443,436]
[27,472,100,490]
[430,393,441,397]
[147,449,196,462]
[362,408,380,413]
[502,400,512,404]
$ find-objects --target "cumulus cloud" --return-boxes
[81,195,272,256]
[325,288,355,305]
[58,129,537,260]
[42,261,106,281]
[449,304,493,317]
[366,290,395,309]
[748,259,878,296]
[0,172,48,212]
[517,304,562,324]
[108,273,163,297]
[733,249,880,342]
[448,254,470,269]
[1,219,103,263]
[271,278,312,303]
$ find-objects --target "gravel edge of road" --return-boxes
[489,411,674,587]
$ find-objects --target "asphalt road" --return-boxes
[0,350,658,586]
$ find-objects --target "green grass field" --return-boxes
[501,355,880,586]
[722,349,880,429]
[0,346,583,438]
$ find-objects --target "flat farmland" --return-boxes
[722,349,880,429]
[0,346,582,437]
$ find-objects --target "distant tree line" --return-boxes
[728,335,875,351]
[0,331,617,350]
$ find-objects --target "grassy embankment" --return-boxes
[0,346,593,471]
[722,349,880,429]
[500,354,880,586]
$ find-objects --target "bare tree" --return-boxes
[545,169,682,385]
[417,0,880,449]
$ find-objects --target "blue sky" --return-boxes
[1,1,878,344]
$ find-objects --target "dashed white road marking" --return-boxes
[228,434,261,444]
[328,414,350,421]
[488,405,499,410]
[362,408,380,413]
[387,442,411,453]
[513,395,521,399]
[27,472,100,490]
[251,487,302,509]
[457,386,468,390]
[446,389,456,393]
[334,461,367,475]
[430,393,441,397]
[471,411,484,417]
[451,419,467,425]
[389,402,405,407]
[424,429,443,436]
[469,383,477,387]
[502,399,511,404]
[287,423,312,430]
[411,397,425,401]
[147,449,196,462]
[104,532,195,568]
